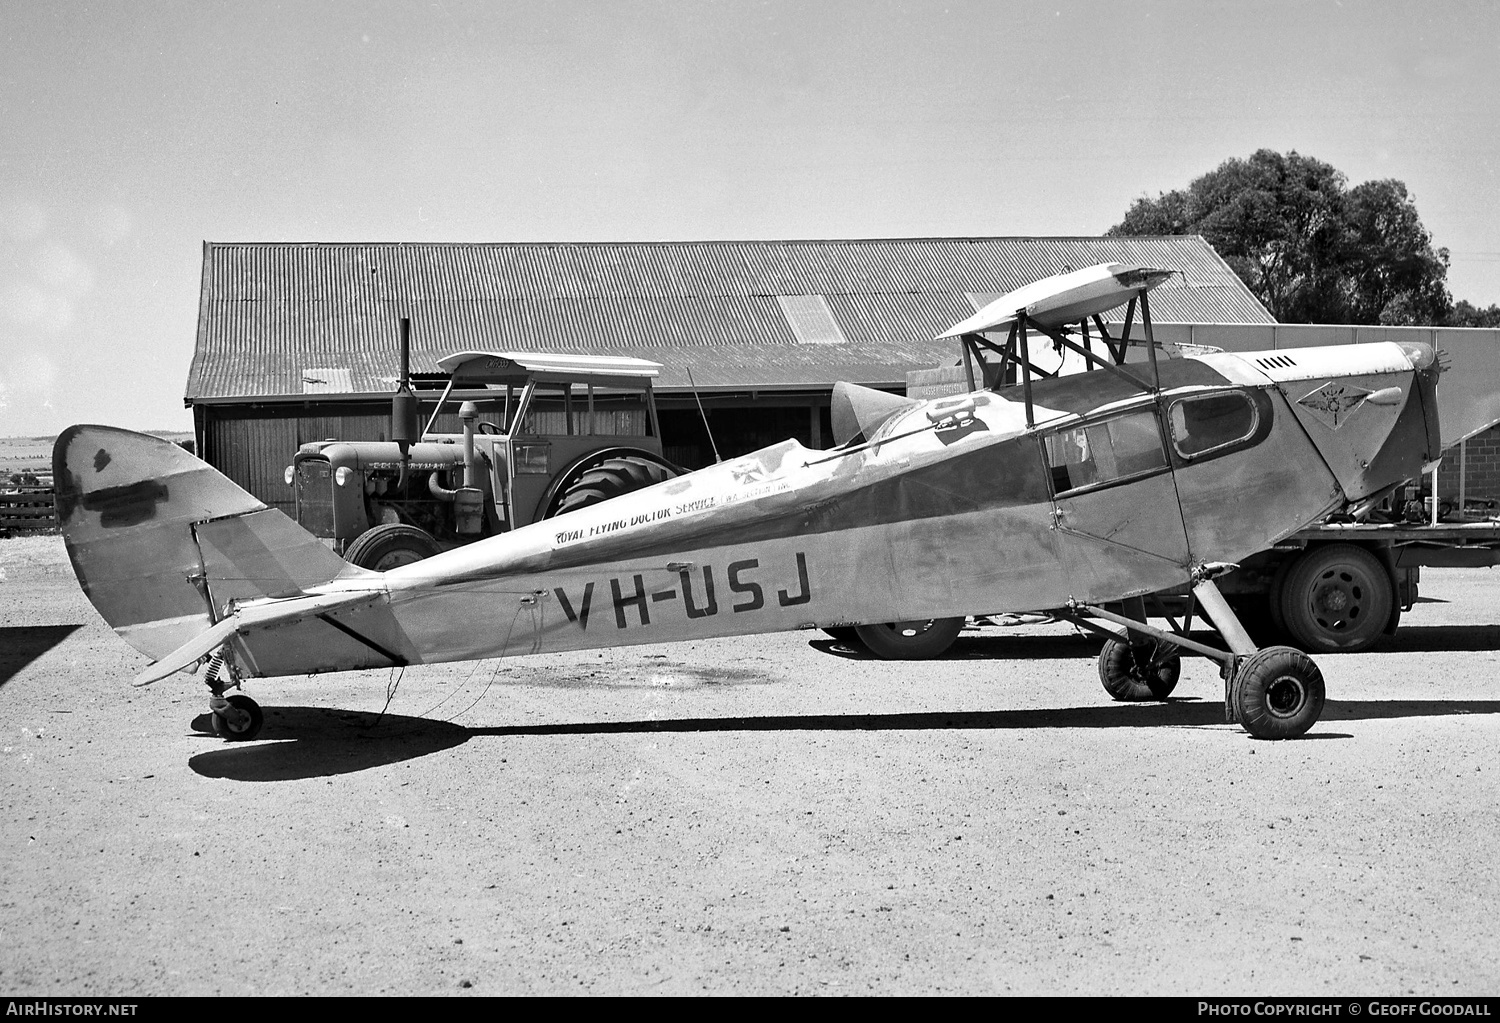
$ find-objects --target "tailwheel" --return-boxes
[211,694,264,741]
[1098,637,1180,701]
[1232,646,1324,740]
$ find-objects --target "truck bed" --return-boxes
[1286,520,1500,567]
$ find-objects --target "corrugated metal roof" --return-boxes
[187,237,1273,400]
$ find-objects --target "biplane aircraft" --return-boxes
[54,263,1441,741]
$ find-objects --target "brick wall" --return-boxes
[1438,424,1500,504]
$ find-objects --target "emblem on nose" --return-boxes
[1297,382,1373,429]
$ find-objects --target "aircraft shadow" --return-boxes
[819,624,1500,660]
[813,635,1105,661]
[0,624,82,687]
[188,706,468,781]
[1369,624,1500,653]
[187,697,1500,781]
[475,698,1500,738]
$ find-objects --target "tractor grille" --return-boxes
[294,459,336,537]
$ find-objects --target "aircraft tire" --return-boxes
[212,694,264,742]
[344,524,443,571]
[1097,638,1180,701]
[551,456,679,518]
[853,617,963,659]
[1232,646,1324,740]
[1278,544,1392,653]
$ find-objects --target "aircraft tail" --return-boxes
[53,425,373,662]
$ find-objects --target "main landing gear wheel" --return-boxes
[344,523,443,571]
[1278,544,1392,653]
[1232,646,1324,740]
[853,617,964,659]
[211,694,264,741]
[1097,637,1181,701]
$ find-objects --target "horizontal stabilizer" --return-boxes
[131,616,241,687]
[131,587,385,686]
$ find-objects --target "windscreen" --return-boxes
[1044,409,1169,495]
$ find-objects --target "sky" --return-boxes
[2,0,1497,436]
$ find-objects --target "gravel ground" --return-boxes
[2,534,1498,996]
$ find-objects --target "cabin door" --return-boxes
[1040,405,1192,603]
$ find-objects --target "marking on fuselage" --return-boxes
[554,505,685,548]
[552,551,813,632]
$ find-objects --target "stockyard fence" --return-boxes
[0,476,57,535]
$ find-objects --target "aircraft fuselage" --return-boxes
[221,341,1439,678]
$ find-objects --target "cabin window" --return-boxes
[1169,392,1259,459]
[1045,409,1168,495]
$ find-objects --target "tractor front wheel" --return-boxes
[344,524,443,571]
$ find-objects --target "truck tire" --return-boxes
[1278,544,1392,653]
[549,456,678,517]
[344,523,443,571]
[853,618,964,659]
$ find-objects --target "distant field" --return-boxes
[1,432,194,478]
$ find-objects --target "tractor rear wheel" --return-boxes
[344,523,443,571]
[550,456,679,517]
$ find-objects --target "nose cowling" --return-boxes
[1269,342,1441,503]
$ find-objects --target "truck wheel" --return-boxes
[853,618,964,659]
[1097,637,1180,701]
[1266,557,1293,639]
[344,523,443,571]
[550,456,678,517]
[1278,544,1392,653]
[1233,646,1324,739]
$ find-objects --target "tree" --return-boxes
[1108,150,1453,325]
[1448,300,1500,328]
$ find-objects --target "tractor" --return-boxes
[287,332,682,570]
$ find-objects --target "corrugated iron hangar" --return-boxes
[186,237,1274,513]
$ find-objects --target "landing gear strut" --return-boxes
[1056,565,1326,740]
[201,649,264,741]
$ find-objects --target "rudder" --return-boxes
[53,425,369,660]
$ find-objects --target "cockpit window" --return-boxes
[1045,409,1168,495]
[1169,392,1259,459]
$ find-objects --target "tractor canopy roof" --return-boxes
[434,351,662,388]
